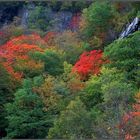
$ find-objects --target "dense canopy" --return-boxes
[0,1,140,139]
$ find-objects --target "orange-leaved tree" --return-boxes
[0,34,45,81]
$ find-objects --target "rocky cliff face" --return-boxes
[0,2,23,26]
[0,2,84,32]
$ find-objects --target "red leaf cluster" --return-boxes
[73,50,107,80]
[0,34,44,81]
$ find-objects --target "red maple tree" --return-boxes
[73,50,108,80]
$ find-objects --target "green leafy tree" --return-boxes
[82,1,115,43]
[79,67,137,139]
[34,75,62,112]
[5,79,48,139]
[104,31,140,86]
[32,50,64,76]
[99,67,137,139]
[43,50,64,75]
[80,76,103,109]
[28,6,52,31]
[48,97,94,139]
[0,64,13,138]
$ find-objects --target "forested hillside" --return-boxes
[0,1,140,139]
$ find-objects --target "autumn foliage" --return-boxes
[0,34,44,81]
[73,50,108,79]
[44,32,57,45]
[1,2,140,139]
[120,93,140,140]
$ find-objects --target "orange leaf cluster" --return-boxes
[0,34,44,81]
